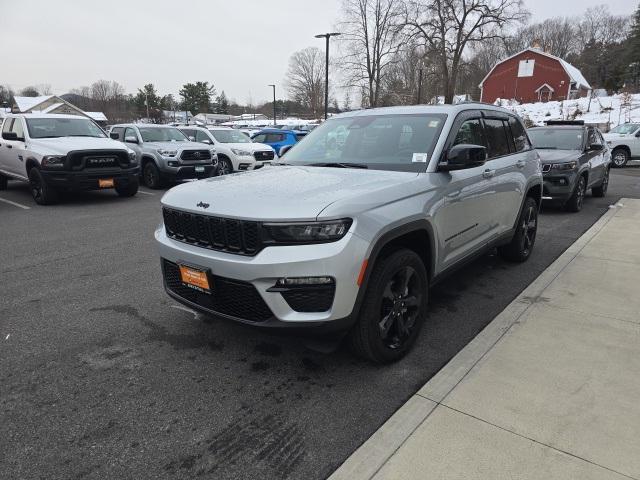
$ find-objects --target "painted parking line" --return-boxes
[0,197,31,210]
[137,190,155,196]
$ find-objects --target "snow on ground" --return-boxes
[494,93,640,131]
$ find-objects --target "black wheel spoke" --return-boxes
[378,312,394,337]
[404,295,419,307]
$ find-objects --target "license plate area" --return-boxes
[179,264,211,294]
[98,178,115,188]
[195,166,205,173]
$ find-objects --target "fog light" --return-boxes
[559,178,566,185]
[168,161,179,167]
[275,277,334,287]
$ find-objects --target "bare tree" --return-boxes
[505,17,578,57]
[578,5,630,46]
[338,0,404,108]
[402,0,528,103]
[19,86,40,97]
[285,47,326,116]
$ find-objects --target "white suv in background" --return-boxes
[179,126,275,175]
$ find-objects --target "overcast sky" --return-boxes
[0,0,635,104]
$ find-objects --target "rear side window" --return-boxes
[182,129,196,140]
[509,117,530,152]
[266,133,284,143]
[2,118,13,133]
[252,134,267,143]
[483,119,510,158]
[110,126,124,140]
[452,118,486,147]
[11,118,24,138]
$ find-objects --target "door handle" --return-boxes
[6,145,12,149]
[516,159,526,168]
[482,169,495,178]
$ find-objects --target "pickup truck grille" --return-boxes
[181,150,212,161]
[163,207,261,255]
[69,150,131,170]
[254,150,275,161]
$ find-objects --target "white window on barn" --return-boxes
[518,59,535,77]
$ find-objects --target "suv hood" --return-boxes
[537,149,581,163]
[221,142,273,152]
[29,136,128,155]
[144,141,210,150]
[161,165,418,221]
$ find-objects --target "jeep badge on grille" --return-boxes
[196,202,210,209]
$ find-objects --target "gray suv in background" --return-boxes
[156,104,542,363]
[110,124,218,188]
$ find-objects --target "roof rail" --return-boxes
[545,120,584,126]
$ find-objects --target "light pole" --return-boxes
[268,84,276,126]
[416,67,424,105]
[315,32,340,120]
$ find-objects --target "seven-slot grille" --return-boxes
[163,207,261,255]
[162,259,273,322]
[181,149,212,161]
[254,150,275,161]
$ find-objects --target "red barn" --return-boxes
[480,47,591,104]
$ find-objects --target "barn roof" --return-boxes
[479,48,591,90]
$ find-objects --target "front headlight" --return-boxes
[551,161,577,171]
[231,148,252,157]
[41,155,66,168]
[263,219,352,244]
[157,149,178,157]
[128,151,138,164]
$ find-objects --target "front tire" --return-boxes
[611,148,629,168]
[592,168,609,198]
[565,175,586,212]
[218,157,233,175]
[29,168,59,205]
[498,196,538,262]
[349,249,428,364]
[115,178,139,197]
[142,162,164,189]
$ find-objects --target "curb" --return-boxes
[328,203,622,480]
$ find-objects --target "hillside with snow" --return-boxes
[494,94,640,131]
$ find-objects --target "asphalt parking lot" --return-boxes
[2,168,640,480]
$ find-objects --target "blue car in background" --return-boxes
[251,129,307,156]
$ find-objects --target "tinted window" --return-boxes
[509,117,529,152]
[124,127,137,141]
[528,128,584,150]
[453,118,486,147]
[483,119,510,158]
[2,118,13,133]
[138,127,187,142]
[588,128,602,147]
[195,130,210,143]
[110,126,124,140]
[11,118,24,138]
[252,134,267,143]
[181,129,196,139]
[266,133,285,143]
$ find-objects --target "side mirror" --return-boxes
[279,145,293,157]
[589,143,604,151]
[635,131,640,138]
[125,135,138,144]
[439,144,487,171]
[201,138,212,145]
[2,131,19,141]
[188,136,196,141]
[109,132,119,140]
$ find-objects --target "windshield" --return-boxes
[282,113,447,172]
[609,124,639,135]
[210,129,251,143]
[528,128,583,150]
[139,127,187,142]
[26,117,106,139]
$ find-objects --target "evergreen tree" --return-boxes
[215,91,229,114]
[179,81,215,114]
[134,84,162,122]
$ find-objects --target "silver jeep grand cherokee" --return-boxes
[156,104,542,363]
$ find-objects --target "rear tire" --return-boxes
[28,168,59,205]
[115,178,139,197]
[142,162,164,189]
[565,175,586,212]
[592,168,609,198]
[0,174,7,190]
[498,197,538,262]
[611,148,629,168]
[349,248,428,364]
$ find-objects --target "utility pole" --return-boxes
[145,92,150,120]
[268,84,276,126]
[315,32,341,120]
[416,68,423,105]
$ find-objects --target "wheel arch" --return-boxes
[25,157,40,174]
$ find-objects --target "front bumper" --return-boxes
[161,164,217,181]
[155,225,369,329]
[40,167,140,191]
[542,171,578,202]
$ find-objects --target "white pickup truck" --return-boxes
[0,113,139,204]
[603,123,640,168]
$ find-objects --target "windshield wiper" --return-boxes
[308,162,368,169]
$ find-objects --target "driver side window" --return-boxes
[453,118,486,147]
[124,127,137,142]
[195,130,210,143]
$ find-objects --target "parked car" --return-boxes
[528,121,611,212]
[178,126,275,175]
[110,124,218,189]
[251,129,307,156]
[602,123,640,168]
[156,104,542,363]
[0,113,139,205]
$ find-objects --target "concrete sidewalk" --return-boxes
[331,199,640,480]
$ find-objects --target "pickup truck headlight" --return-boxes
[551,161,577,171]
[231,148,252,157]
[263,219,352,244]
[41,155,66,168]
[128,151,138,164]
[157,149,178,157]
